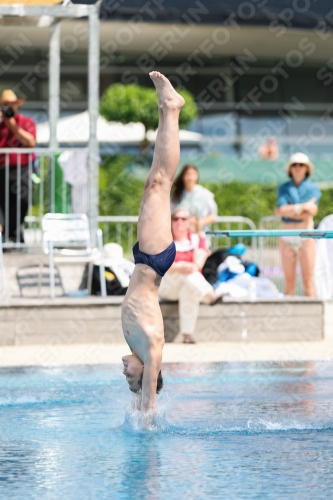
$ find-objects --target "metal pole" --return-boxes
[16,154,21,245]
[49,21,60,149]
[0,232,6,301]
[97,228,106,297]
[206,229,333,238]
[88,3,100,247]
[4,154,9,244]
[49,238,55,299]
[49,21,60,214]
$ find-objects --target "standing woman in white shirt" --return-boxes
[170,164,218,234]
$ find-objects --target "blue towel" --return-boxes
[217,269,237,283]
[228,243,246,256]
[277,178,321,223]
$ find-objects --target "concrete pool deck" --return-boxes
[0,296,332,368]
[1,251,333,367]
[0,296,328,344]
[1,338,333,367]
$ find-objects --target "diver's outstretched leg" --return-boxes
[138,92,164,219]
[138,71,185,255]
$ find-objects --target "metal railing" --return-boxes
[98,216,138,256]
[98,215,257,259]
[0,149,258,258]
[0,148,89,248]
[18,214,257,258]
[0,232,5,300]
[210,216,256,257]
[259,216,304,295]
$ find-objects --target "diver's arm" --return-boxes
[141,351,162,413]
[132,393,142,411]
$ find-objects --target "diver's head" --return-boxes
[122,354,144,393]
[122,354,164,394]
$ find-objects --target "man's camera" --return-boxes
[1,106,14,118]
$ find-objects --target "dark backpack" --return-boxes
[79,264,127,296]
[202,249,259,285]
[202,249,231,285]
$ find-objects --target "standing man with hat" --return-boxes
[274,152,321,297]
[0,89,36,243]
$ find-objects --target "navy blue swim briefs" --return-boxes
[133,241,176,277]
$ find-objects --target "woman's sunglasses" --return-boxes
[172,216,188,221]
[291,163,306,167]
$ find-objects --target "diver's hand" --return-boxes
[141,409,157,429]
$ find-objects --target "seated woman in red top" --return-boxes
[158,208,224,343]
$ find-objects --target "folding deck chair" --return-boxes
[42,213,106,299]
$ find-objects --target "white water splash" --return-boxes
[246,417,330,432]
[122,392,172,432]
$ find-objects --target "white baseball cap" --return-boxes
[286,152,314,176]
[93,242,125,266]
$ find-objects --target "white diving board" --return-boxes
[206,229,333,239]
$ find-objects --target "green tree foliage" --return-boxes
[99,155,333,226]
[99,155,144,216]
[205,181,278,224]
[99,84,197,132]
[318,188,333,221]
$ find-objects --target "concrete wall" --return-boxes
[0,297,323,346]
[324,302,333,339]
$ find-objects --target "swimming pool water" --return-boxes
[0,361,333,500]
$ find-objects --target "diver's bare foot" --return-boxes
[149,71,185,110]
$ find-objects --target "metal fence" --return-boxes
[19,210,309,296]
[18,213,257,257]
[259,216,303,295]
[0,147,89,249]
[0,150,257,260]
[98,215,257,259]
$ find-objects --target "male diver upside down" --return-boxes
[121,71,185,415]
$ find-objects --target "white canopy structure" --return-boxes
[36,111,203,146]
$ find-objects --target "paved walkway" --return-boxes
[1,339,333,367]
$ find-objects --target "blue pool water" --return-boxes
[0,361,333,500]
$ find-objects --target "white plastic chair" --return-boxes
[0,232,5,300]
[42,213,106,299]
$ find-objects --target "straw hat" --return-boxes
[285,152,314,176]
[0,89,25,107]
